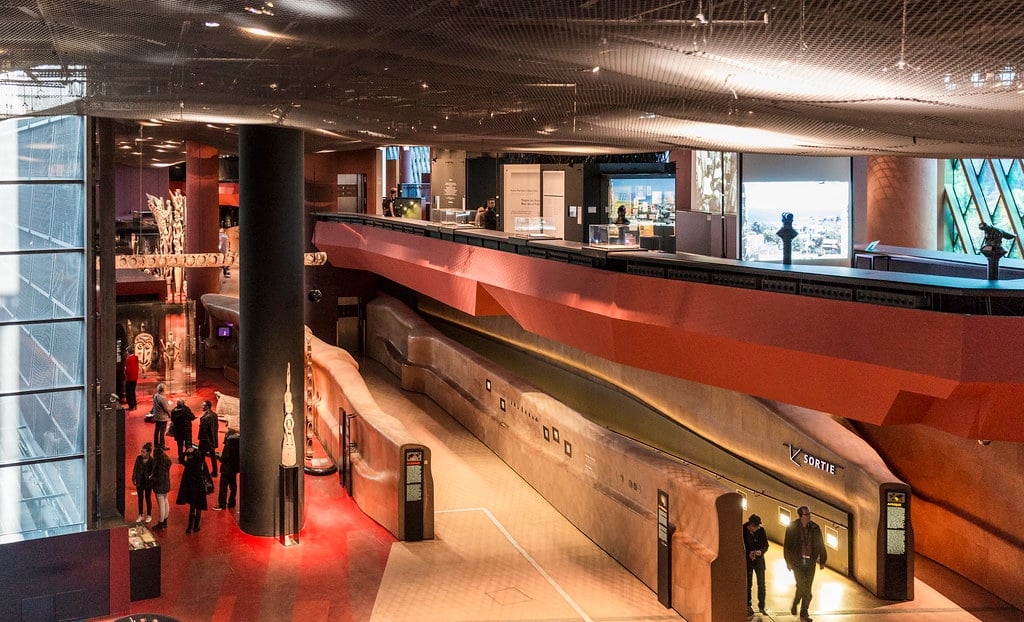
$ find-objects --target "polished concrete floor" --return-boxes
[360,360,1022,622]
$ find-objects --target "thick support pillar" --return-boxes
[93,117,122,523]
[399,146,415,187]
[866,157,939,250]
[238,126,305,537]
[185,141,221,301]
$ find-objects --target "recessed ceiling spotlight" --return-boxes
[591,66,600,73]
[204,21,220,28]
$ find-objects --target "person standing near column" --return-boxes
[197,400,220,477]
[124,347,139,411]
[784,505,827,622]
[743,514,769,616]
[213,427,239,511]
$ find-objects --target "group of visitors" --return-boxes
[742,506,827,620]
[131,388,240,535]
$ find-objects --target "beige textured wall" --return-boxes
[417,296,911,598]
[368,295,747,622]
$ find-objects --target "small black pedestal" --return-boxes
[128,524,161,601]
[279,464,300,546]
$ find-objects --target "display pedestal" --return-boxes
[128,524,161,601]
[279,464,300,546]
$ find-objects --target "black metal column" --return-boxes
[238,126,305,537]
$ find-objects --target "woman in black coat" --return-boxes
[175,445,211,533]
[151,446,172,530]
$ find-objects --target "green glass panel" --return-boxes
[977,162,999,216]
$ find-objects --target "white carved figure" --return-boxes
[145,189,187,301]
[160,330,179,372]
[281,363,296,466]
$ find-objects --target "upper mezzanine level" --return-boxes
[313,213,1024,442]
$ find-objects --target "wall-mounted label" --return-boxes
[787,443,841,475]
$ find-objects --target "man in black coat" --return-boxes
[197,400,219,477]
[213,428,240,510]
[169,398,196,463]
[784,505,827,622]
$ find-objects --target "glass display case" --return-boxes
[607,175,676,227]
[128,523,159,551]
[588,224,640,249]
[430,208,476,227]
[512,216,557,238]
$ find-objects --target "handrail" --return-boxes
[314,212,1024,316]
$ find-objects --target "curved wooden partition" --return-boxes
[202,290,434,542]
[366,294,746,622]
[304,329,434,542]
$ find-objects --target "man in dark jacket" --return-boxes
[743,514,769,616]
[169,397,196,462]
[197,400,220,477]
[483,199,498,230]
[784,505,827,622]
[213,428,240,511]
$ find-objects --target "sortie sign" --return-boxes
[787,443,841,475]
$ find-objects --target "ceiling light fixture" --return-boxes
[204,21,220,28]
[244,27,276,37]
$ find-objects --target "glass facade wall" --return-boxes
[0,115,87,543]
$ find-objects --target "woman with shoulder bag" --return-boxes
[150,445,172,530]
[176,445,212,533]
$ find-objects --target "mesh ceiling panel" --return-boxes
[3,1,1023,163]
